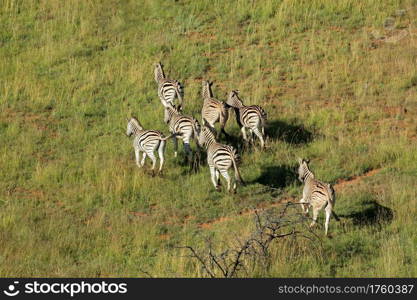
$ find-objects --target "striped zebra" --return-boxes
[154,62,184,109]
[163,103,200,161]
[201,80,229,139]
[297,158,339,236]
[226,90,267,149]
[126,117,175,174]
[198,125,244,192]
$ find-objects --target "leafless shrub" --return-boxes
[178,202,322,278]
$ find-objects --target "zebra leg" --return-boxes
[183,138,192,163]
[249,129,255,145]
[220,127,229,139]
[172,135,178,158]
[135,148,142,168]
[140,152,147,167]
[220,170,231,192]
[215,169,221,186]
[158,140,166,173]
[241,127,248,143]
[209,166,220,191]
[300,198,309,215]
[310,207,319,228]
[325,205,332,236]
[147,151,157,176]
[220,121,229,139]
[253,127,265,149]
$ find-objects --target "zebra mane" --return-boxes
[202,80,213,99]
[130,116,144,130]
[298,158,314,181]
[201,125,216,145]
[227,90,244,108]
[154,62,165,83]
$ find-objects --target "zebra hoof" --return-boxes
[215,186,221,192]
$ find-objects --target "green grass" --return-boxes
[0,0,416,277]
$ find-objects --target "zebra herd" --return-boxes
[126,63,338,236]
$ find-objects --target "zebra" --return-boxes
[198,125,244,193]
[126,117,176,174]
[297,158,340,236]
[201,80,229,139]
[163,102,200,162]
[226,90,267,149]
[154,62,184,109]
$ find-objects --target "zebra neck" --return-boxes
[230,97,244,108]
[303,169,314,183]
[204,137,215,149]
[132,127,143,136]
[167,108,177,122]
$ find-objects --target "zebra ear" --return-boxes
[305,159,310,164]
[126,117,130,122]
[297,157,303,165]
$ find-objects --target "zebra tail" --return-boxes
[326,183,340,221]
[231,150,244,185]
[160,133,182,141]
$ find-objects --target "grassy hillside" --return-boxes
[0,0,416,277]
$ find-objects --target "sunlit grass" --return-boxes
[0,0,416,277]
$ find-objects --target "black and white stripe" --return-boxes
[126,117,175,173]
[226,90,267,149]
[154,62,184,109]
[297,158,339,236]
[201,80,229,139]
[198,125,244,192]
[163,103,200,161]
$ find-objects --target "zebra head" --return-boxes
[198,124,216,148]
[297,158,311,182]
[226,90,244,108]
[202,80,213,99]
[154,62,165,83]
[126,117,143,137]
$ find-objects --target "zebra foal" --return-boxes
[198,125,244,193]
[297,158,339,236]
[226,90,267,149]
[126,117,174,174]
[154,62,184,109]
[201,80,229,139]
[163,103,200,162]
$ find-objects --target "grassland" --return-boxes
[0,0,416,277]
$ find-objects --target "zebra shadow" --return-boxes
[266,120,314,145]
[175,150,206,175]
[253,164,298,190]
[339,200,393,226]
